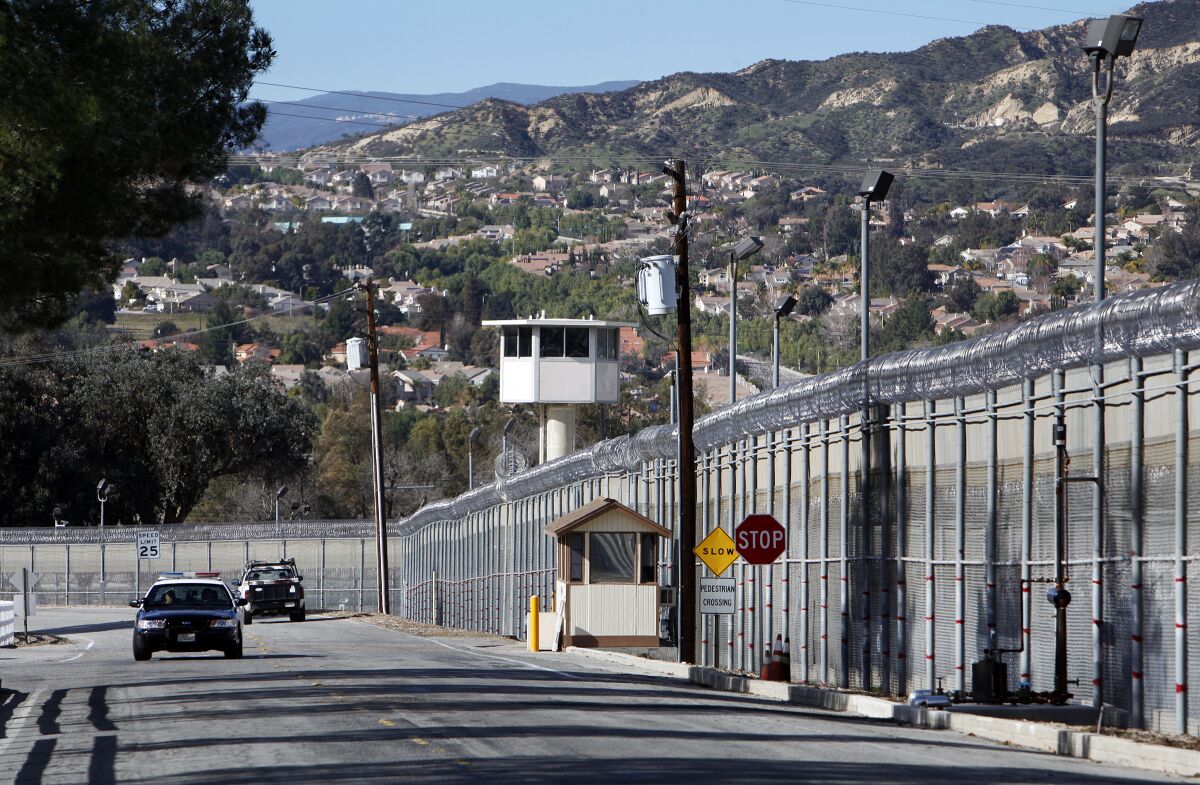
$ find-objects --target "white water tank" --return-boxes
[636,255,678,315]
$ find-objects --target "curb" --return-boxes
[564,647,1200,779]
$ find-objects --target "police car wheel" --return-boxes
[133,637,152,661]
[224,639,243,659]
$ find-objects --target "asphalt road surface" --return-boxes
[0,608,1180,784]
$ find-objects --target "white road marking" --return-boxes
[415,635,582,680]
[56,636,96,663]
[0,687,45,756]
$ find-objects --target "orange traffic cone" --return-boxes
[759,640,774,680]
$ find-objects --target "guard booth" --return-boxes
[545,497,670,648]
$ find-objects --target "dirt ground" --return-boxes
[5,632,68,648]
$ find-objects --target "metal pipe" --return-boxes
[861,406,872,692]
[955,396,966,694]
[1092,360,1106,707]
[986,390,998,657]
[1130,357,1145,728]
[1053,368,1069,701]
[800,423,810,683]
[895,406,907,695]
[766,431,777,667]
[729,250,737,405]
[700,450,710,668]
[925,400,936,690]
[1021,379,1035,691]
[840,414,850,689]
[821,419,830,683]
[1174,349,1189,735]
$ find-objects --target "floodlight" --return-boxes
[1084,15,1141,59]
[859,170,894,201]
[775,295,798,318]
[729,236,764,261]
[97,478,108,494]
[276,485,289,499]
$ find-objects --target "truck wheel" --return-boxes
[133,636,152,661]
[290,609,305,622]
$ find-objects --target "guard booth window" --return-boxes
[540,326,564,357]
[565,327,590,358]
[503,326,533,357]
[598,328,619,360]
[639,533,656,584]
[568,533,585,582]
[589,532,636,583]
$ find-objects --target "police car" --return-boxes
[129,572,246,660]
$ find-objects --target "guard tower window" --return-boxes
[639,533,657,584]
[598,328,619,360]
[565,327,590,358]
[540,326,564,357]
[589,532,636,583]
[568,533,585,582]
[503,326,532,358]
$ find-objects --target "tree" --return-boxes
[794,286,833,317]
[0,349,313,525]
[870,238,932,296]
[0,0,273,332]
[945,276,980,313]
[351,172,374,199]
[973,290,1020,323]
[154,321,179,338]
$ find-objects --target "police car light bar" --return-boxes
[156,571,222,580]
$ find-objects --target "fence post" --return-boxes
[955,396,966,695]
[1092,357,1106,709]
[800,423,810,684]
[925,399,936,691]
[1174,349,1189,735]
[895,406,907,696]
[840,414,850,689]
[1021,379,1035,692]
[820,418,830,685]
[986,390,998,658]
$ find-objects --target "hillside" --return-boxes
[310,0,1200,176]
[258,80,641,151]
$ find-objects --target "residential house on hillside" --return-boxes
[470,165,499,179]
[305,195,332,212]
[269,365,306,389]
[693,295,730,316]
[533,175,568,193]
[618,326,644,359]
[510,253,568,276]
[392,370,434,406]
[235,343,279,365]
[659,350,714,372]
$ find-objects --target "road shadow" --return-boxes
[33,620,132,636]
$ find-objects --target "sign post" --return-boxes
[735,514,787,565]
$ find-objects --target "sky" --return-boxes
[248,0,1126,103]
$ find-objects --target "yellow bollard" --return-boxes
[529,596,540,652]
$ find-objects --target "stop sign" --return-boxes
[735,514,786,565]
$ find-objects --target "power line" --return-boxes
[778,0,991,26]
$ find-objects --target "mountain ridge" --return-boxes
[307,0,1200,177]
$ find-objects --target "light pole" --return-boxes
[1084,11,1142,723]
[773,295,798,388]
[857,169,893,692]
[96,479,112,528]
[274,485,288,540]
[467,426,482,490]
[726,236,764,404]
[1085,14,1140,305]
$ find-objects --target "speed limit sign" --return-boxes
[137,530,161,560]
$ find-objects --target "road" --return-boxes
[0,608,1178,784]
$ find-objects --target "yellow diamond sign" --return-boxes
[694,527,739,576]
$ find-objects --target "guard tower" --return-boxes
[482,316,635,463]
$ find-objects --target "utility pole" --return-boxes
[666,159,698,664]
[362,281,391,614]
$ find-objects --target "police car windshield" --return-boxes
[246,569,293,581]
[145,583,230,608]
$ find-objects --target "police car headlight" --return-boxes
[209,619,237,628]
[137,619,166,629]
